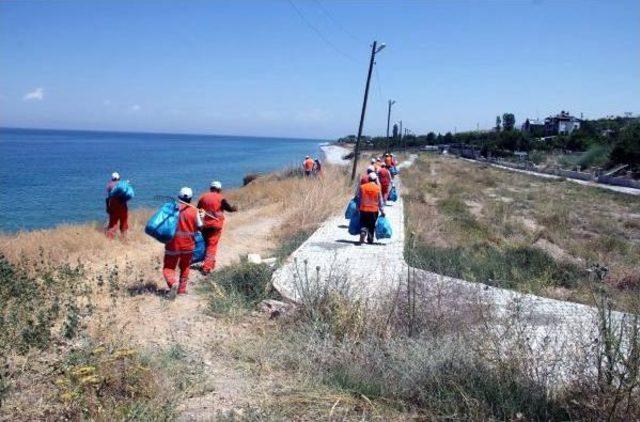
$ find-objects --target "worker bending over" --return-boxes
[164,187,203,298]
[358,173,385,245]
[197,181,237,274]
[105,172,128,239]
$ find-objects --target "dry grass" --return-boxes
[0,164,354,420]
[404,155,640,310]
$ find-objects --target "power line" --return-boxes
[286,0,358,64]
[312,0,364,44]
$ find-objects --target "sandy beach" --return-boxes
[320,143,351,166]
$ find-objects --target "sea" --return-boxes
[0,128,324,232]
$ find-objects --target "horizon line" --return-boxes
[0,125,330,142]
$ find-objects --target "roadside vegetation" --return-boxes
[403,155,640,311]
[341,114,640,174]
[3,156,639,420]
[0,164,353,420]
[196,254,640,420]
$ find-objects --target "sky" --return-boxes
[1,0,639,139]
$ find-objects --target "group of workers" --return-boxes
[302,155,323,177]
[105,173,237,297]
[355,153,398,244]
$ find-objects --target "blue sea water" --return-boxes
[0,128,323,232]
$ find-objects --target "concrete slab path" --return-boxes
[272,150,631,381]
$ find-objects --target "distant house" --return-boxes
[544,111,581,135]
[521,118,545,136]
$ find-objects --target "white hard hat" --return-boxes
[369,172,378,181]
[210,180,222,189]
[179,187,193,200]
[111,172,120,181]
[370,158,376,163]
[305,155,310,159]
[366,165,376,173]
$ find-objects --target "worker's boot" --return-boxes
[177,279,188,295]
[167,281,179,300]
[367,231,374,244]
[358,229,366,245]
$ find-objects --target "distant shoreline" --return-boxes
[321,144,351,166]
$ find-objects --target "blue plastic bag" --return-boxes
[145,201,180,243]
[388,185,398,202]
[375,216,392,239]
[348,211,361,235]
[191,232,206,264]
[390,167,399,176]
[344,198,358,219]
[110,180,135,201]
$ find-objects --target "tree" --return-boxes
[426,132,436,144]
[610,121,640,169]
[495,116,502,132]
[502,113,516,131]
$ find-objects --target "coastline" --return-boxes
[320,143,351,166]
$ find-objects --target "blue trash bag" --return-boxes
[390,167,399,176]
[375,215,393,239]
[388,185,398,202]
[145,201,180,243]
[191,232,206,264]
[110,180,135,201]
[344,198,358,219]
[348,211,361,235]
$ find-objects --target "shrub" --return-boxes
[198,260,274,316]
[406,242,585,289]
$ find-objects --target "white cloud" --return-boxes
[23,87,44,101]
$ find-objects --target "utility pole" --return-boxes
[386,99,396,153]
[351,41,386,181]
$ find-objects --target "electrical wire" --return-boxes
[286,0,358,64]
[312,0,364,44]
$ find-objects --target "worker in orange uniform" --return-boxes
[197,180,238,274]
[384,153,393,168]
[105,172,128,240]
[303,155,315,176]
[378,163,392,203]
[164,187,204,299]
[357,172,385,245]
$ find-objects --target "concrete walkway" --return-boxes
[271,178,408,302]
[272,151,631,381]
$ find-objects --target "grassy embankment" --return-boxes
[0,165,357,420]
[404,154,640,311]
[2,155,639,420]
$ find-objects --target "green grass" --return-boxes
[198,260,275,317]
[406,242,584,289]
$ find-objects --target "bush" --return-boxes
[576,144,611,169]
[406,242,585,289]
[198,260,274,316]
[0,254,87,354]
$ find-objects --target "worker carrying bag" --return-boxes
[375,215,392,239]
[145,201,180,243]
[345,198,358,219]
[348,211,361,235]
[191,232,206,263]
[388,185,398,202]
[109,180,135,202]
